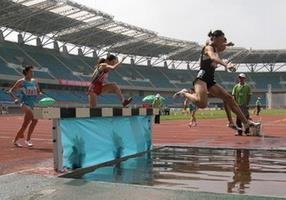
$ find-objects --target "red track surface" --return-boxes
[0,114,285,175]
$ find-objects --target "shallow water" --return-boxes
[63,147,286,198]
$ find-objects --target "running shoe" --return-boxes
[227,123,243,132]
[235,130,243,136]
[123,97,133,107]
[25,140,33,147]
[244,128,251,136]
[13,140,23,148]
[245,120,261,129]
[227,123,237,130]
[249,121,261,127]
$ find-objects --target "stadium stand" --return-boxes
[134,65,175,89]
[0,0,285,108]
[1,39,286,107]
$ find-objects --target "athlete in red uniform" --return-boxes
[88,54,132,108]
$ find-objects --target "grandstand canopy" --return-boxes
[237,49,286,64]
[56,20,157,50]
[0,0,286,68]
[0,0,112,35]
[109,37,199,58]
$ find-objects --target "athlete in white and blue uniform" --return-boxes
[20,78,38,109]
[9,66,41,147]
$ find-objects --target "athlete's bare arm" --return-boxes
[205,46,235,70]
[9,79,23,103]
[98,56,127,71]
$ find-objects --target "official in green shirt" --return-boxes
[232,73,252,135]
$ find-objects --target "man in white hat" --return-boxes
[153,93,163,124]
[232,73,252,136]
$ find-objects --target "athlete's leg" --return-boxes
[102,83,132,106]
[13,105,33,147]
[102,83,124,102]
[26,119,38,142]
[89,92,97,108]
[176,80,209,108]
[209,84,249,125]
[224,101,234,125]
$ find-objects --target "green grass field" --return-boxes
[161,109,286,121]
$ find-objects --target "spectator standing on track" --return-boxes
[255,97,262,116]
[153,93,163,124]
[232,73,252,136]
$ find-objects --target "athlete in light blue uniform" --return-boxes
[20,79,38,109]
[9,66,41,147]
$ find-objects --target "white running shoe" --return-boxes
[13,140,23,148]
[227,123,240,131]
[248,121,261,127]
[244,121,261,131]
[25,140,33,147]
[173,89,188,98]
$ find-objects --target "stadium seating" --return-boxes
[52,52,93,75]
[249,72,283,90]
[0,58,20,76]
[45,90,82,103]
[116,64,154,88]
[107,71,132,86]
[20,44,81,81]
[134,65,175,88]
[0,89,11,103]
[0,41,38,66]
[0,41,285,107]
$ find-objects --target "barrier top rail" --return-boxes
[33,107,160,119]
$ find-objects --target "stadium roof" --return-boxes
[56,20,157,51]
[108,36,200,58]
[238,49,286,64]
[0,0,286,66]
[0,0,112,35]
[0,0,201,58]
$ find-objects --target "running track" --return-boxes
[0,115,285,175]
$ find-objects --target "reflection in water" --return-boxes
[228,150,251,194]
[63,147,286,197]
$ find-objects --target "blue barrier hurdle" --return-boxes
[33,107,159,172]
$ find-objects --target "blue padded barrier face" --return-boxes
[60,116,152,169]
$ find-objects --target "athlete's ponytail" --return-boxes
[208,31,214,38]
[208,30,225,41]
